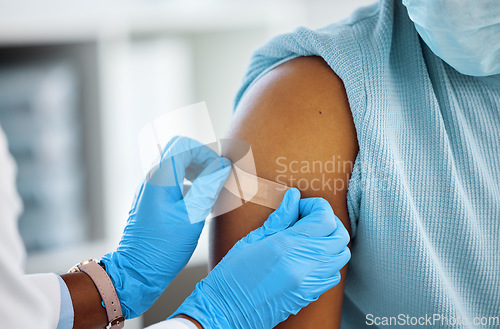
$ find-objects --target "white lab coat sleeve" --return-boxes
[55,275,75,329]
[145,318,199,329]
[0,126,60,328]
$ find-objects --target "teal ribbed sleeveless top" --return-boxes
[234,0,500,327]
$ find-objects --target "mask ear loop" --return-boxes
[224,165,290,210]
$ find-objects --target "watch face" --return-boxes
[68,259,98,273]
[80,259,95,266]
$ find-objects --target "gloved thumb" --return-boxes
[245,187,300,243]
[287,197,338,237]
[183,156,232,224]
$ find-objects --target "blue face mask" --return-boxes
[402,0,500,77]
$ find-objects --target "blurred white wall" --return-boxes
[0,0,375,327]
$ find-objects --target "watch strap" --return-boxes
[72,260,125,329]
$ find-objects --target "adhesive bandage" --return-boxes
[226,165,289,209]
[211,165,290,216]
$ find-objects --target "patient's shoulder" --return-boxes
[229,55,357,173]
[235,56,350,123]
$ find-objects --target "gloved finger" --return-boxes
[148,137,220,187]
[334,246,351,269]
[306,271,342,297]
[146,136,185,187]
[166,137,221,182]
[288,197,337,237]
[324,230,351,256]
[148,135,182,174]
[244,188,301,243]
[130,138,186,216]
[323,247,351,277]
[185,142,223,182]
[294,217,349,256]
[183,157,232,223]
[299,248,349,298]
[329,215,350,249]
[281,233,347,257]
[128,182,146,219]
[328,215,350,245]
[161,135,182,157]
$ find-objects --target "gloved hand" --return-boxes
[170,188,351,329]
[101,136,231,319]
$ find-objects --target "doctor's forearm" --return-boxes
[61,272,108,329]
[61,273,203,329]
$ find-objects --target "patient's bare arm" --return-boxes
[210,56,358,328]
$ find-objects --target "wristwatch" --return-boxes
[69,259,125,329]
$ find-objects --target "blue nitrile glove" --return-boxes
[101,136,231,319]
[170,188,351,329]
